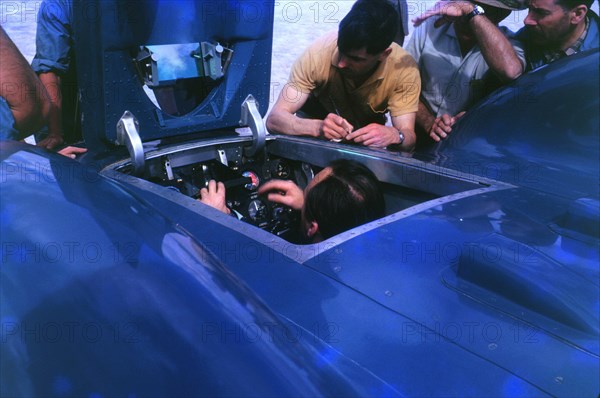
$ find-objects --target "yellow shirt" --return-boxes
[289,31,420,128]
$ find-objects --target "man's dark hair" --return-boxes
[338,0,399,55]
[304,159,386,239]
[555,0,594,9]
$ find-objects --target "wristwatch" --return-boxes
[396,129,405,145]
[386,128,405,151]
[466,5,485,21]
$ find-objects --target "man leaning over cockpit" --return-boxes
[266,0,421,151]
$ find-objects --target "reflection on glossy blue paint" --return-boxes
[0,206,11,228]
[370,383,405,398]
[316,347,340,368]
[502,375,528,396]
[52,376,72,396]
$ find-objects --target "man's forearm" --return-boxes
[266,110,323,137]
[415,100,436,133]
[38,72,63,138]
[470,15,523,81]
[400,128,416,151]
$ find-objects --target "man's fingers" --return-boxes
[340,118,353,134]
[199,187,209,199]
[441,114,454,126]
[68,147,87,154]
[207,179,217,192]
[435,127,448,139]
[412,9,439,26]
[430,132,442,142]
[267,192,294,207]
[345,126,368,141]
[258,179,293,195]
[323,114,351,140]
[259,179,303,210]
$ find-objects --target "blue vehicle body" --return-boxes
[1,0,598,396]
[0,143,400,397]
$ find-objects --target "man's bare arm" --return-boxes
[266,84,353,141]
[413,1,523,81]
[415,100,436,134]
[391,113,417,151]
[0,26,50,135]
[37,72,64,149]
[266,84,322,137]
[469,10,523,81]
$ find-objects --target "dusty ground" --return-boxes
[0,0,536,115]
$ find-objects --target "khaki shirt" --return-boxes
[289,31,420,128]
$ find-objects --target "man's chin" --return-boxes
[525,27,544,43]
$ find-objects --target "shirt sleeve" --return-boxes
[404,22,426,65]
[31,0,73,74]
[388,54,421,117]
[288,32,334,94]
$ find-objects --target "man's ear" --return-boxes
[306,220,319,239]
[570,5,587,24]
[378,47,393,61]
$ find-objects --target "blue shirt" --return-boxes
[0,97,19,140]
[517,10,599,71]
[31,0,73,75]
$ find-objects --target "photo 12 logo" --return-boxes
[401,321,540,346]
[1,320,142,344]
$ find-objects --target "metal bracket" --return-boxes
[240,94,266,157]
[216,149,228,166]
[116,111,145,176]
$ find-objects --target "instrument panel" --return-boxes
[156,153,314,243]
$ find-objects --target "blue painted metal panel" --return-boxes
[414,49,600,201]
[0,141,400,397]
[118,174,598,396]
[73,0,274,149]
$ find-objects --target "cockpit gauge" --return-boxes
[273,160,291,179]
[242,171,260,190]
[247,199,267,222]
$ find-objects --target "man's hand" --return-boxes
[258,179,304,211]
[429,111,465,142]
[37,133,63,150]
[346,124,401,147]
[322,113,353,141]
[413,0,476,27]
[57,146,87,159]
[199,180,230,215]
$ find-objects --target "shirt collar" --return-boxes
[565,16,590,56]
[543,16,590,62]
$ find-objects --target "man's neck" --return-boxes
[355,62,382,87]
